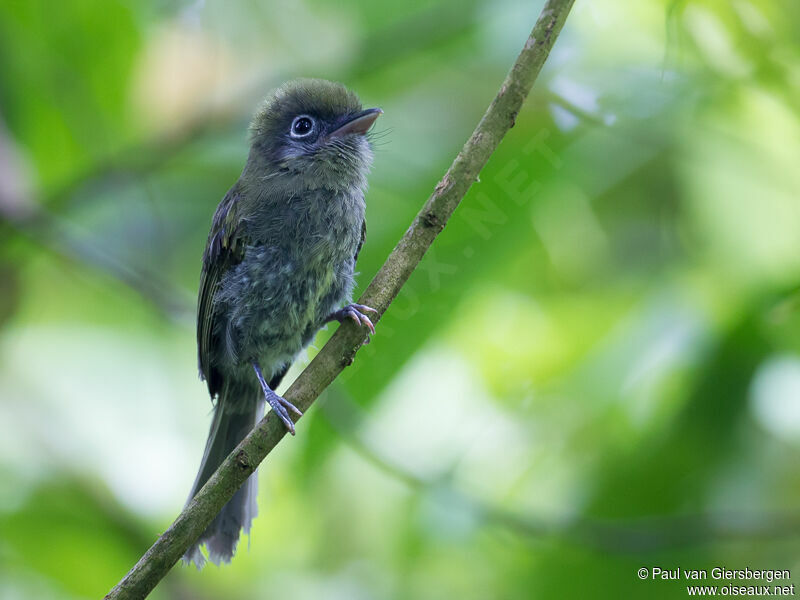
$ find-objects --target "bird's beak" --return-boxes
[329,108,383,138]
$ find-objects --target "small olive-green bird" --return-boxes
[185,79,381,566]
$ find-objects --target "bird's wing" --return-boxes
[197,188,247,397]
[354,218,366,263]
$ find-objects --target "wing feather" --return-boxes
[354,219,366,263]
[197,189,247,397]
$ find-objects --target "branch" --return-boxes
[2,208,195,323]
[105,2,575,597]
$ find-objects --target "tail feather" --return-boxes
[184,388,263,568]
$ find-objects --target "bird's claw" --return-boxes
[327,303,378,336]
[253,362,302,435]
[266,393,302,435]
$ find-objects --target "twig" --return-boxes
[105,1,575,597]
[4,210,195,323]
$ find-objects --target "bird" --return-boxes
[184,79,381,567]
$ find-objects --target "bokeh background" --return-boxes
[1,0,799,598]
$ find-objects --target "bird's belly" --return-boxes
[217,243,354,376]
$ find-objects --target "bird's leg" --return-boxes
[325,303,379,337]
[252,362,302,435]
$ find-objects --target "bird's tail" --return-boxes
[183,385,263,568]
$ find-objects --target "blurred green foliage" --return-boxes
[1,0,799,598]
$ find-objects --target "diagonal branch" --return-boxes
[105,1,575,597]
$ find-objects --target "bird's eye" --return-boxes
[290,115,314,138]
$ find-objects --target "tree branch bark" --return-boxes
[105,1,575,597]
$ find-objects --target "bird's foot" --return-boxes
[253,363,302,435]
[326,304,378,338]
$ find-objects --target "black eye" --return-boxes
[290,115,314,138]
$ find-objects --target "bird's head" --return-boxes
[247,79,381,191]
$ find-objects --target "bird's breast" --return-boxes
[282,188,363,263]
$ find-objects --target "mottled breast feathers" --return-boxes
[197,189,367,398]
